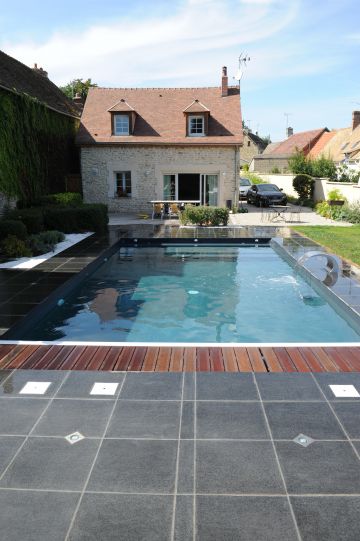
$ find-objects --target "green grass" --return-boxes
[292,225,360,267]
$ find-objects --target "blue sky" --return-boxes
[1,0,359,141]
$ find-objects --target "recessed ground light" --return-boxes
[19,382,52,395]
[188,290,199,295]
[90,382,119,396]
[293,433,314,447]
[329,385,360,398]
[65,432,84,444]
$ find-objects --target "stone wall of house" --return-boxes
[250,156,290,174]
[81,145,239,212]
[240,135,263,164]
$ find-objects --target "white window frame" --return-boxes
[115,171,132,197]
[188,115,204,137]
[114,114,129,135]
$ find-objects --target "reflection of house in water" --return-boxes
[89,287,144,322]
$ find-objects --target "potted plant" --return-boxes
[327,188,346,206]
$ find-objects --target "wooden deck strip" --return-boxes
[0,344,359,372]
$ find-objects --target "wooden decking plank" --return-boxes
[114,347,135,371]
[183,347,196,371]
[233,348,252,372]
[209,348,224,371]
[30,346,64,369]
[0,345,26,369]
[323,347,353,372]
[6,345,40,369]
[43,346,76,370]
[284,348,311,372]
[127,347,147,371]
[260,347,283,372]
[273,348,297,372]
[156,347,172,371]
[169,348,184,372]
[247,348,267,372]
[60,347,88,370]
[72,346,100,370]
[222,348,239,372]
[197,348,210,371]
[0,345,16,363]
[296,348,324,372]
[86,347,111,370]
[142,347,159,371]
[20,345,54,370]
[311,347,339,372]
[334,347,360,371]
[101,347,123,371]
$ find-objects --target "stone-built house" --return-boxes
[77,67,243,212]
[317,111,360,172]
[250,127,329,173]
[0,50,81,207]
[240,130,267,166]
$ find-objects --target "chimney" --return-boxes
[73,93,84,105]
[32,63,48,78]
[221,66,228,97]
[352,111,360,131]
[287,126,294,138]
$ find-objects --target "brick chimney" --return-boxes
[352,111,360,131]
[287,126,294,137]
[32,63,48,78]
[221,66,228,97]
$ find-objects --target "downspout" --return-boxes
[234,146,240,208]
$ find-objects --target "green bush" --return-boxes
[0,220,27,241]
[44,204,108,233]
[241,164,249,172]
[289,150,336,179]
[0,235,32,258]
[180,206,229,226]
[271,167,281,174]
[27,230,66,256]
[246,172,266,185]
[293,174,315,201]
[327,188,346,201]
[39,230,65,244]
[6,208,44,233]
[36,192,83,207]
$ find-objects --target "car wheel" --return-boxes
[246,198,251,204]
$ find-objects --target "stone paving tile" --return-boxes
[0,437,25,476]
[256,373,324,401]
[196,496,298,541]
[332,402,360,439]
[291,496,360,541]
[57,371,124,399]
[0,490,79,541]
[120,373,183,400]
[0,398,49,435]
[69,493,173,541]
[0,369,66,397]
[196,373,258,400]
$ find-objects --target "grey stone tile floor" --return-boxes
[0,370,359,540]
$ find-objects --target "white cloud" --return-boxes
[1,0,299,86]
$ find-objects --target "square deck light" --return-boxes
[90,382,119,396]
[19,381,52,395]
[329,385,360,398]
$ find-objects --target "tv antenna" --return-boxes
[284,112,292,136]
[234,52,251,82]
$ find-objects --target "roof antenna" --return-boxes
[234,52,250,83]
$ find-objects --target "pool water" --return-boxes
[24,246,360,343]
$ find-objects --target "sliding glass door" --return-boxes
[163,173,218,205]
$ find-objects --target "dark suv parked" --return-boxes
[247,184,287,207]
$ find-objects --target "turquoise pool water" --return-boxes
[24,245,360,343]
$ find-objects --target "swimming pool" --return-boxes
[18,245,360,343]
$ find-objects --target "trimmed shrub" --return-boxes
[292,174,315,201]
[180,206,229,226]
[27,230,66,256]
[0,220,27,241]
[43,204,108,233]
[6,208,44,233]
[35,192,83,207]
[39,230,65,244]
[0,235,32,258]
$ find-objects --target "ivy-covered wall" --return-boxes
[0,88,79,203]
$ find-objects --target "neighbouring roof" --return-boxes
[262,141,282,154]
[0,49,80,118]
[264,128,328,157]
[244,130,268,150]
[77,86,242,145]
[308,130,338,159]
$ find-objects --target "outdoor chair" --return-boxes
[286,205,302,223]
[168,203,180,219]
[152,203,164,220]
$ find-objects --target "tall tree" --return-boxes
[60,78,97,100]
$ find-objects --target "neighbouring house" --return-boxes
[316,111,360,172]
[77,67,243,212]
[240,130,267,167]
[0,50,81,208]
[250,127,329,173]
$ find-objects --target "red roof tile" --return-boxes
[266,128,328,156]
[308,131,338,158]
[77,86,242,146]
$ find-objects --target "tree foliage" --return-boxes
[288,149,336,179]
[60,78,97,100]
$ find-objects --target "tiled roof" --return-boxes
[265,128,327,156]
[320,127,353,162]
[308,131,338,158]
[0,50,80,118]
[108,99,135,112]
[77,86,242,145]
[245,131,267,150]
[183,99,210,113]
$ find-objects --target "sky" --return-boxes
[0,0,359,141]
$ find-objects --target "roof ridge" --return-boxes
[92,85,239,91]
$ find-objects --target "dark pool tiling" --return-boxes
[0,371,359,540]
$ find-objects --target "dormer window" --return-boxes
[114,114,129,135]
[189,115,204,136]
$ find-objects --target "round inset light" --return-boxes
[188,290,199,295]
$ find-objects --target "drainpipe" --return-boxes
[234,146,240,208]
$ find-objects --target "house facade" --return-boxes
[77,67,243,212]
[240,130,267,166]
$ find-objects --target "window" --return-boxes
[114,114,129,135]
[115,171,131,197]
[247,141,251,147]
[163,174,176,199]
[188,115,204,136]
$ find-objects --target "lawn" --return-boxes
[292,225,360,267]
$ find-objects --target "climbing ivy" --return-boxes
[0,88,79,203]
